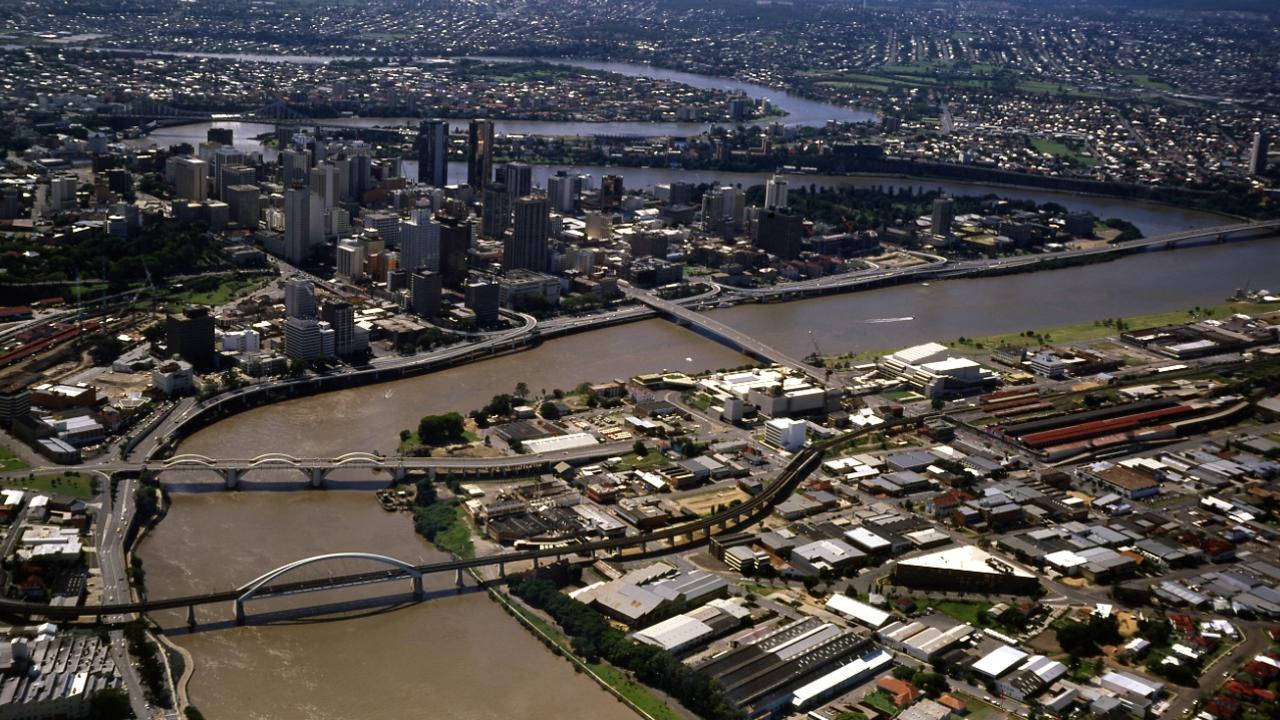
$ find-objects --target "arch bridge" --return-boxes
[232,552,426,624]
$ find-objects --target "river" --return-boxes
[139,492,638,720]
[130,50,1273,720]
[142,237,1279,718]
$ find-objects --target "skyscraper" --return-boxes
[506,196,550,272]
[600,174,624,211]
[467,119,494,190]
[931,196,955,237]
[481,183,512,240]
[765,175,788,210]
[285,277,318,319]
[1250,131,1270,176]
[280,149,310,187]
[503,162,533,199]
[400,208,441,272]
[410,269,442,318]
[321,300,365,356]
[309,163,337,209]
[416,119,449,187]
[438,218,473,287]
[174,158,208,202]
[284,187,323,265]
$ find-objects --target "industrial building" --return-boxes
[893,545,1039,595]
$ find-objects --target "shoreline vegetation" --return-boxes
[825,301,1280,367]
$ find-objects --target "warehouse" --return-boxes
[894,545,1039,595]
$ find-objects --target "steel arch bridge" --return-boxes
[233,552,424,623]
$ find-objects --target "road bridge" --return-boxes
[33,442,634,489]
[621,285,827,383]
[0,416,922,624]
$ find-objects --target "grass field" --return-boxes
[1,472,95,500]
[165,274,269,307]
[614,451,667,472]
[933,599,993,625]
[863,690,902,717]
[0,446,29,473]
[1030,138,1098,167]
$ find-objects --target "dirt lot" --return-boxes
[675,486,749,516]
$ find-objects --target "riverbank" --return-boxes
[825,300,1280,366]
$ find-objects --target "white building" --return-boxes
[764,417,806,451]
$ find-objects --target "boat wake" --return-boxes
[865,317,914,324]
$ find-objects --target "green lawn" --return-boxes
[1030,138,1099,167]
[933,599,993,625]
[1071,658,1102,681]
[0,446,29,473]
[1127,74,1175,92]
[614,451,667,472]
[165,274,268,308]
[2,472,95,500]
[863,690,901,717]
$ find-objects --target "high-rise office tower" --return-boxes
[224,184,261,229]
[438,218,473,287]
[280,149,310,187]
[546,171,585,214]
[481,183,512,240]
[467,119,494,190]
[410,269,442,318]
[1250,131,1270,176]
[165,306,215,369]
[321,300,364,356]
[174,158,208,202]
[503,162,533,199]
[400,208,441,272]
[285,277,318,319]
[284,187,323,265]
[309,163,338,209]
[416,119,449,187]
[506,196,550,272]
[931,196,955,236]
[600,174,624,211]
[764,175,788,210]
[465,275,500,325]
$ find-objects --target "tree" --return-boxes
[184,708,207,720]
[538,401,561,420]
[89,688,134,719]
[514,382,529,400]
[633,439,648,457]
[417,412,467,446]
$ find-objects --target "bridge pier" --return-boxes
[498,561,505,579]
[412,574,424,600]
[309,468,327,488]
[225,469,242,489]
[233,599,245,625]
[455,568,465,589]
[186,604,197,627]
[532,555,540,570]
[428,467,437,483]
[393,466,407,483]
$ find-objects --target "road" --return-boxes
[93,474,152,719]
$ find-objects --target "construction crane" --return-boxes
[805,331,833,383]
